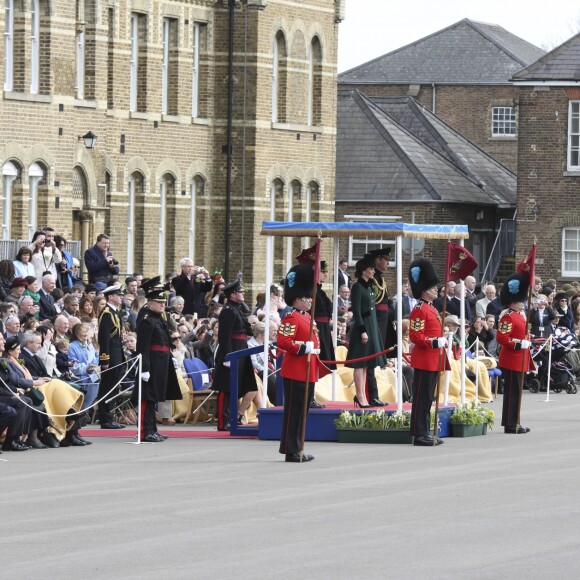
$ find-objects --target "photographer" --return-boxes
[29,229,63,287]
[171,258,213,317]
[84,234,120,284]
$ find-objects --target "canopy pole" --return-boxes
[261,235,274,408]
[396,235,403,412]
[331,237,340,401]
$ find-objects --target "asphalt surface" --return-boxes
[2,392,580,580]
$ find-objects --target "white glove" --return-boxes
[223,361,231,368]
[520,339,530,350]
[141,372,150,382]
[304,341,315,354]
[310,348,321,355]
[436,337,448,348]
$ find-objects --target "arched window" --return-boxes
[270,178,286,277]
[308,37,322,126]
[127,171,144,273]
[28,162,46,240]
[30,0,39,94]
[189,175,205,260]
[4,0,14,91]
[1,160,20,240]
[308,180,320,221]
[72,166,89,210]
[159,173,175,276]
[272,31,287,123]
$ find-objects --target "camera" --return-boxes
[112,259,119,266]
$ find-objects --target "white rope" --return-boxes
[0,356,141,418]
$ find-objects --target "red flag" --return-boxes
[516,244,536,286]
[295,239,322,284]
[446,242,478,281]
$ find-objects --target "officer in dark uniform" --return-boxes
[135,285,182,442]
[212,279,257,431]
[365,248,397,406]
[97,284,126,429]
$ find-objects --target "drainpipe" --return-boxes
[431,82,436,114]
[225,0,235,281]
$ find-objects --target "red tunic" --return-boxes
[278,309,329,382]
[497,308,534,372]
[409,299,449,372]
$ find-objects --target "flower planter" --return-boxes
[450,423,485,437]
[336,428,414,444]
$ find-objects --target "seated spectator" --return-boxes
[13,247,35,279]
[22,317,40,332]
[68,323,100,409]
[53,314,71,341]
[190,323,213,368]
[484,315,499,358]
[337,285,351,311]
[467,316,494,352]
[61,294,79,319]
[5,277,29,305]
[84,284,97,301]
[36,324,58,378]
[247,320,277,405]
[54,338,72,377]
[78,297,95,318]
[0,259,15,299]
[23,275,41,309]
[52,287,65,313]
[476,284,496,319]
[4,314,21,340]
[18,295,40,324]
[38,274,58,321]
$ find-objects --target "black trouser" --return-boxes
[501,368,521,427]
[0,402,17,438]
[217,392,230,430]
[138,401,157,438]
[279,379,314,455]
[410,369,438,438]
[0,394,32,437]
[98,364,123,425]
[366,368,379,401]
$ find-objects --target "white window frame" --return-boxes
[307,43,313,126]
[191,22,200,118]
[272,36,279,123]
[127,175,136,273]
[28,162,43,240]
[2,160,18,240]
[161,18,170,115]
[158,178,167,276]
[30,0,39,94]
[129,13,139,112]
[4,0,13,92]
[562,227,580,277]
[568,100,580,171]
[76,28,85,99]
[189,180,197,261]
[491,106,516,137]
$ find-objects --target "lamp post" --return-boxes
[80,131,97,149]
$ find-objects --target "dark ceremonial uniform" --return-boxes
[497,308,534,428]
[97,304,125,425]
[213,301,257,430]
[135,310,181,438]
[314,284,335,371]
[409,299,448,439]
[277,308,324,456]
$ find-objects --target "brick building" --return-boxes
[0,0,341,287]
[512,32,580,282]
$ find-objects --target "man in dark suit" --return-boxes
[97,285,126,429]
[171,258,213,316]
[38,274,58,321]
[337,259,351,289]
[84,233,120,284]
[392,278,416,318]
[447,283,473,323]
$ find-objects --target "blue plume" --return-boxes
[508,279,520,294]
[287,272,296,288]
[411,266,420,284]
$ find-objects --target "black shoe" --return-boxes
[2,440,30,451]
[27,440,47,449]
[413,436,442,446]
[285,452,315,463]
[75,436,92,445]
[143,433,162,443]
[39,432,60,448]
[504,425,530,434]
[369,398,387,406]
[100,422,126,429]
[154,432,168,440]
[218,423,231,432]
[309,400,326,409]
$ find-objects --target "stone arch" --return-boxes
[269,16,289,50]
[26,143,55,175]
[155,158,181,191]
[186,160,211,192]
[0,143,27,168]
[289,21,307,59]
[307,22,327,59]
[124,156,150,190]
[73,145,98,208]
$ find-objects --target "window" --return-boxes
[158,174,174,275]
[161,18,178,115]
[1,160,19,240]
[272,32,286,123]
[28,162,45,240]
[129,14,139,112]
[192,22,200,117]
[130,13,148,113]
[107,8,114,108]
[562,228,580,277]
[76,25,85,98]
[127,172,144,272]
[189,175,205,260]
[30,0,39,94]
[492,106,516,137]
[4,0,13,91]
[568,101,580,170]
[308,37,322,126]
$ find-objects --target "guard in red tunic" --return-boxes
[278,264,327,463]
[408,258,448,446]
[497,272,533,434]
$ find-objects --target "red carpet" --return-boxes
[80,428,256,439]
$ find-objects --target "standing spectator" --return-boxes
[337,285,351,311]
[529,294,555,339]
[13,247,35,278]
[54,235,75,289]
[28,230,62,286]
[171,258,213,317]
[476,284,496,319]
[554,292,575,333]
[485,286,504,323]
[124,276,139,298]
[38,274,58,321]
[337,259,351,289]
[84,234,120,284]
[447,283,473,323]
[485,314,500,358]
[464,275,479,311]
[392,277,416,318]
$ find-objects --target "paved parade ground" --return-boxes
[3,392,580,580]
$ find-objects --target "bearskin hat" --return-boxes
[409,258,440,300]
[283,263,314,307]
[499,272,530,306]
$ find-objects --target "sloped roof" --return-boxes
[339,19,545,84]
[512,32,580,82]
[335,90,516,207]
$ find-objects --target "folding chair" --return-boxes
[183,358,216,425]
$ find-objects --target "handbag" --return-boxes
[27,387,45,406]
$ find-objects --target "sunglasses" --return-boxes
[171,336,180,341]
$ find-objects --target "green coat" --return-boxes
[346,279,387,369]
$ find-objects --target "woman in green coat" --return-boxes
[346,256,387,407]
